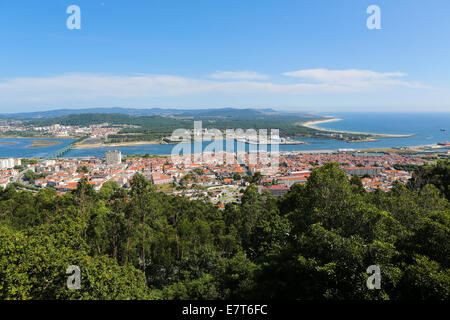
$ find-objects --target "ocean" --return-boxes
[0,112,449,158]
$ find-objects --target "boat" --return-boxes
[440,128,446,131]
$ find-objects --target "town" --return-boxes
[1,148,447,209]
[0,121,121,139]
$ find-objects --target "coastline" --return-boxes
[301,118,416,138]
[279,144,449,155]
[74,137,308,149]
[50,143,450,158]
[3,142,448,159]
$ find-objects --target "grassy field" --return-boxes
[156,183,174,192]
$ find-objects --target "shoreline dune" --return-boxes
[301,118,416,138]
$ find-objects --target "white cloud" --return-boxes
[0,70,428,108]
[283,68,406,82]
[208,71,269,80]
[282,68,424,89]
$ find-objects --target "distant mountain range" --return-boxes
[0,107,316,120]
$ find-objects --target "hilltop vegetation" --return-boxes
[29,113,190,128]
[8,108,376,143]
[27,110,325,142]
[0,161,448,300]
[2,107,288,120]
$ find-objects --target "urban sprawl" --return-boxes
[2,148,448,209]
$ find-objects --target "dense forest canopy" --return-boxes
[0,161,449,300]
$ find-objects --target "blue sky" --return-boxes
[0,0,449,112]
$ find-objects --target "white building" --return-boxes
[43,160,56,166]
[0,158,20,169]
[105,150,122,165]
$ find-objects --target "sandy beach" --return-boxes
[301,118,416,138]
[301,118,344,129]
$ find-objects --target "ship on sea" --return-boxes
[440,128,446,131]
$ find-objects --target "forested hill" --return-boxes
[1,161,449,300]
[27,109,321,127]
[29,113,191,129]
[0,107,202,119]
[2,107,316,121]
[26,110,324,139]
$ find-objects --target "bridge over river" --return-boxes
[46,136,89,159]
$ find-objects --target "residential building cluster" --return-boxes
[0,122,121,138]
[0,169,18,188]
[0,150,444,204]
[0,158,21,169]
